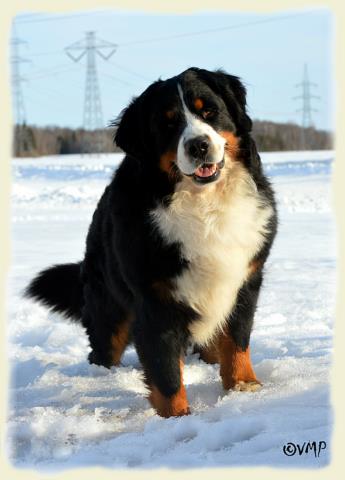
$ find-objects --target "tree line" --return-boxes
[13,120,333,158]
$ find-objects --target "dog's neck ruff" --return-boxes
[150,162,273,345]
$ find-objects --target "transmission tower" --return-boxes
[293,63,320,149]
[11,37,31,156]
[65,32,117,154]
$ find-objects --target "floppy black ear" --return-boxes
[113,96,145,158]
[113,80,162,159]
[215,72,262,171]
[191,68,252,134]
[246,135,263,174]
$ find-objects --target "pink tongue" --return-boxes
[194,164,217,178]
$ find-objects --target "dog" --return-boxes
[26,67,278,418]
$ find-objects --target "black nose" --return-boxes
[186,136,210,159]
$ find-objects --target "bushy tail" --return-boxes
[25,262,84,321]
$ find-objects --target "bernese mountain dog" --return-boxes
[26,67,278,418]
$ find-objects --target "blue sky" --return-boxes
[11,8,334,131]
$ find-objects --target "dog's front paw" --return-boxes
[233,380,262,392]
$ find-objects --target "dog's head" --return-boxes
[115,67,257,186]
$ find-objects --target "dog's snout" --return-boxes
[186,136,210,159]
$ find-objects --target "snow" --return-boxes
[6,150,336,470]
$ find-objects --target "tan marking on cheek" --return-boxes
[219,131,240,159]
[159,151,176,174]
[194,98,204,110]
[165,110,175,120]
[147,359,190,417]
[218,333,259,390]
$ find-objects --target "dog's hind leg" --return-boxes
[108,311,133,366]
[82,280,132,368]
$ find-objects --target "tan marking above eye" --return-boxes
[193,98,204,110]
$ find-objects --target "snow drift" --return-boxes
[7,150,335,470]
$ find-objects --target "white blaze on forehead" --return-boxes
[177,83,226,175]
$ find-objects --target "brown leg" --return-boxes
[218,332,261,392]
[147,359,190,418]
[109,314,133,366]
[193,342,219,364]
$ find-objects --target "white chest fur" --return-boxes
[150,163,273,345]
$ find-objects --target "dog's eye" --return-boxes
[201,109,217,120]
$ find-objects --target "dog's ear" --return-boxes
[113,80,162,159]
[113,96,146,158]
[246,135,262,173]
[191,68,252,134]
[214,72,262,171]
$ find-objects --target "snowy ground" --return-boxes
[6,150,336,470]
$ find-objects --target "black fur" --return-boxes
[26,67,277,410]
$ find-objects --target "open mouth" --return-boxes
[192,158,225,184]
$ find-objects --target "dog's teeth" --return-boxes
[194,164,217,178]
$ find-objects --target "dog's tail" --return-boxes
[25,262,84,321]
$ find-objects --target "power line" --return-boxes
[117,11,316,47]
[26,86,80,116]
[29,62,74,74]
[16,10,315,40]
[107,60,153,82]
[28,63,81,79]
[15,13,42,18]
[97,69,135,87]
[253,111,298,116]
[29,50,64,57]
[23,10,319,90]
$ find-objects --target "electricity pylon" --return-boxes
[65,32,117,154]
[11,37,27,124]
[293,63,320,149]
[11,37,31,156]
